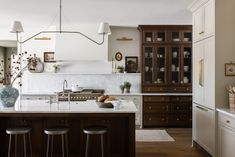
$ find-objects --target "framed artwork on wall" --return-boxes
[125,56,138,73]
[44,52,55,62]
[225,63,235,76]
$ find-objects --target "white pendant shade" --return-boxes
[10,21,24,33]
[98,22,111,35]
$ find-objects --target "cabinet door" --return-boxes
[170,46,181,85]
[218,125,235,157]
[193,8,204,42]
[181,46,192,85]
[154,46,167,85]
[204,37,215,109]
[204,0,215,38]
[193,104,215,156]
[143,46,154,84]
[193,41,204,105]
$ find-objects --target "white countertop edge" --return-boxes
[216,108,235,118]
[21,93,192,96]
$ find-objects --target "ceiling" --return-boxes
[0,0,193,29]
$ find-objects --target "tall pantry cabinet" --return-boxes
[189,0,235,156]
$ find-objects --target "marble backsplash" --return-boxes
[21,73,141,94]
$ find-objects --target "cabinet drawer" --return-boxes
[144,103,170,113]
[168,87,192,93]
[144,114,169,126]
[143,87,168,93]
[173,103,192,113]
[171,115,192,126]
[143,96,170,102]
[171,96,192,102]
[219,113,235,129]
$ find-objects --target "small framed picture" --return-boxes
[44,52,55,62]
[115,52,123,61]
[125,56,138,73]
[225,63,235,76]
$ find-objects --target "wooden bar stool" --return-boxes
[83,126,107,157]
[6,128,32,157]
[44,128,69,157]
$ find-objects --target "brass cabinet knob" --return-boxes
[226,120,230,123]
[161,118,165,121]
[149,118,152,121]
[176,118,179,121]
[149,106,152,109]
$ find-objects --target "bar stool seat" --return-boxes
[83,126,107,157]
[6,127,32,157]
[44,128,69,157]
[6,128,31,135]
[44,128,68,135]
[83,126,107,135]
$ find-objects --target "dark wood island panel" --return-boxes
[0,113,135,157]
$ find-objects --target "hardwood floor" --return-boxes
[136,128,210,157]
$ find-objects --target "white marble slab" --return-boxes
[0,100,137,114]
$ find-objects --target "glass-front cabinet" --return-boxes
[139,25,192,93]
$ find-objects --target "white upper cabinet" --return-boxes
[191,0,215,42]
[54,24,108,61]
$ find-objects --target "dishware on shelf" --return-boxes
[171,64,176,71]
[145,53,149,58]
[149,53,153,58]
[146,37,152,42]
[160,67,165,72]
[184,66,189,72]
[184,51,190,58]
[176,67,180,72]
[172,52,178,58]
[173,38,180,42]
[184,38,190,42]
[159,54,164,58]
[157,38,163,41]
[145,66,149,72]
[183,77,189,83]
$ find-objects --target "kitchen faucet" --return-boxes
[63,80,68,92]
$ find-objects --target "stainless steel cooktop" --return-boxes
[57,89,105,101]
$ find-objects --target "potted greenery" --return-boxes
[117,66,124,73]
[124,81,131,93]
[119,85,125,93]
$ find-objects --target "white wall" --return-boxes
[108,26,140,72]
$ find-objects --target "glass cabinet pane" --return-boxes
[144,32,153,42]
[171,47,180,84]
[155,31,166,42]
[144,46,153,83]
[182,47,192,84]
[171,32,180,42]
[183,32,192,42]
[154,47,166,84]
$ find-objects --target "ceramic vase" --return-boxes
[0,85,19,107]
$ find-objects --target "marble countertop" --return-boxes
[0,100,137,114]
[216,108,235,118]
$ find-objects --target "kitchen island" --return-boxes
[0,100,137,157]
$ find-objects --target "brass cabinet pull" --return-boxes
[161,118,165,121]
[174,88,177,91]
[149,118,152,121]
[176,118,180,121]
[176,107,180,110]
[149,106,152,110]
[166,105,169,111]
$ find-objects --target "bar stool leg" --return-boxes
[15,135,17,157]
[101,134,104,157]
[28,133,33,157]
[8,135,12,157]
[61,135,65,157]
[46,135,50,157]
[23,134,27,157]
[65,134,69,157]
[51,135,54,157]
[85,134,90,157]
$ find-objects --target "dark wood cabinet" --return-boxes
[138,25,192,93]
[143,96,192,127]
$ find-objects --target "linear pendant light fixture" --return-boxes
[10,0,111,45]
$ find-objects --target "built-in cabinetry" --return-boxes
[108,94,142,127]
[189,0,235,156]
[143,95,192,127]
[138,25,192,93]
[218,112,235,157]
